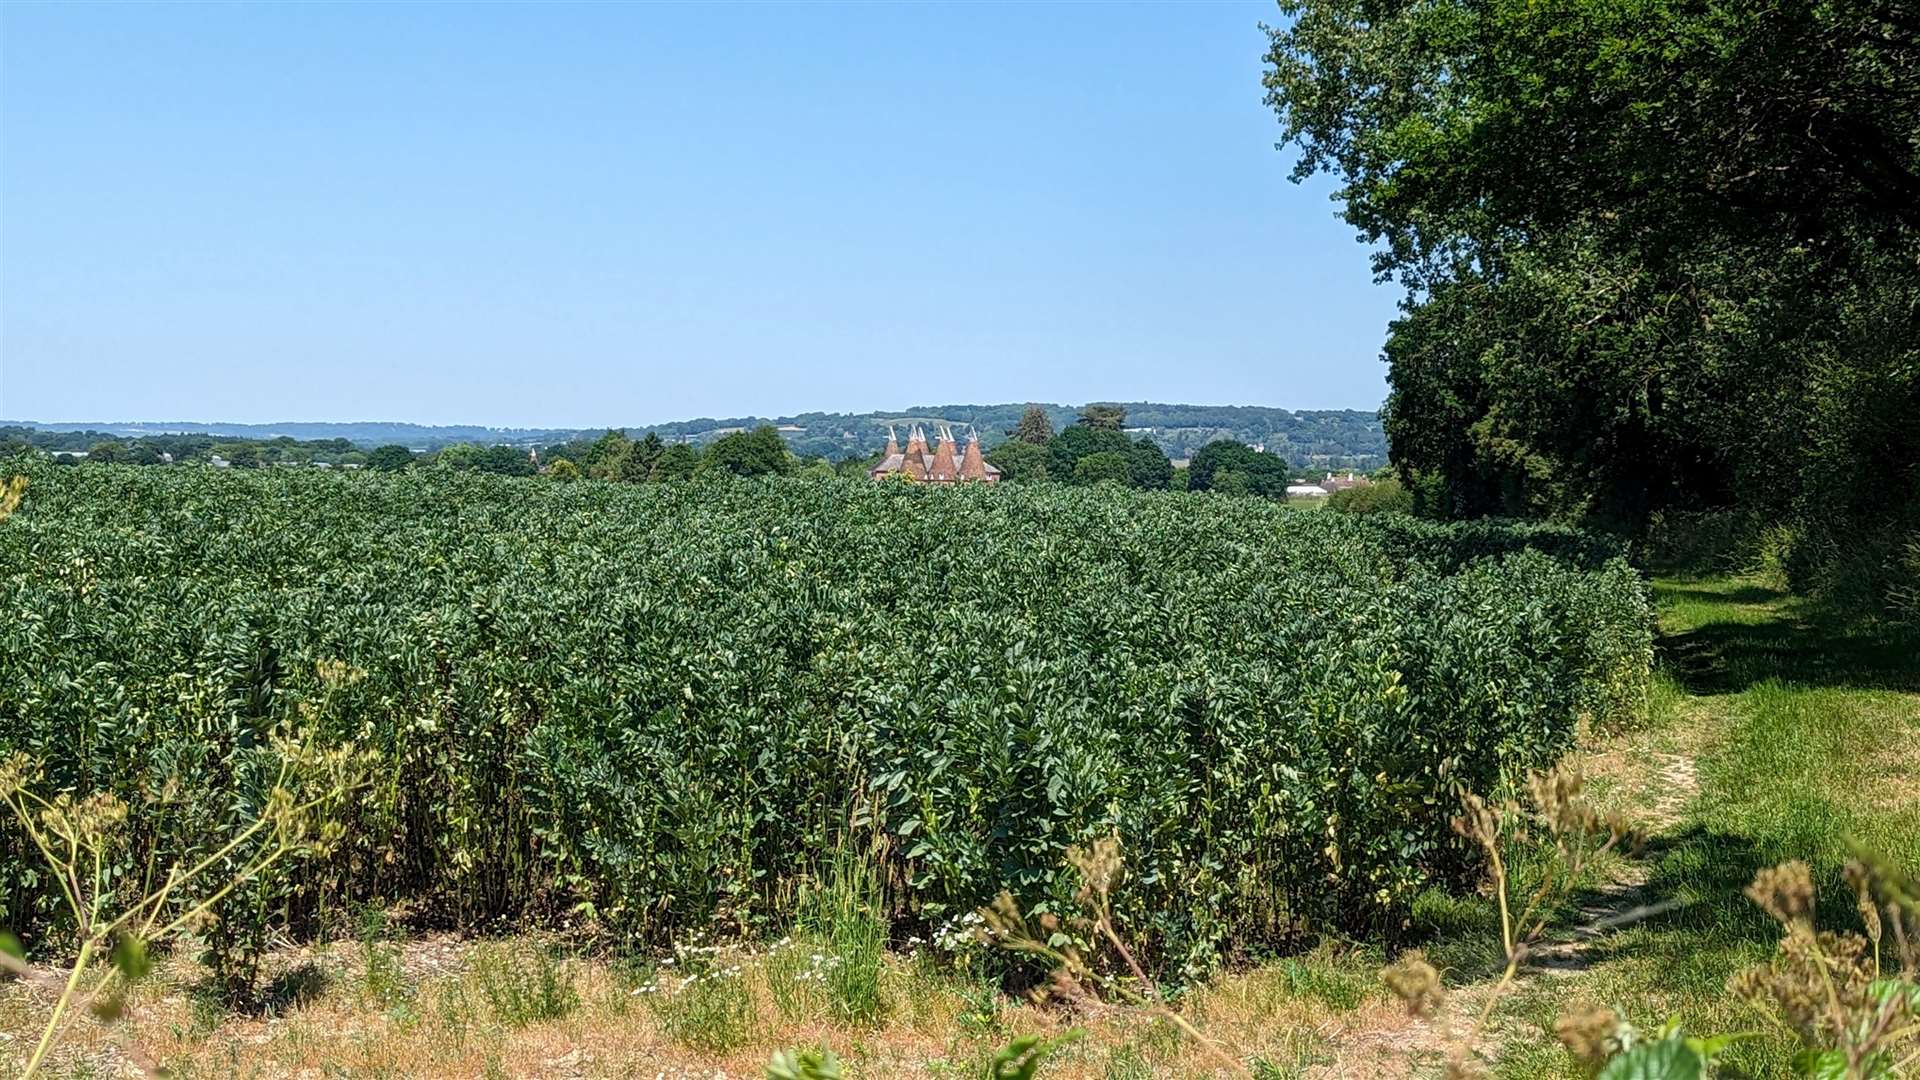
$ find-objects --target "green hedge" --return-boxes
[0,465,1651,977]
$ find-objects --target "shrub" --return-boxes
[1326,477,1413,515]
[0,466,1652,981]
[1641,509,1767,574]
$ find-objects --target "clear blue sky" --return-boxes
[0,1,1397,429]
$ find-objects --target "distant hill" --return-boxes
[1,420,582,449]
[5,402,1387,466]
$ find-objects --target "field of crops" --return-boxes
[0,465,1651,982]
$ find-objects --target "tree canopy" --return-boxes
[367,445,415,472]
[1187,440,1291,498]
[1265,0,1920,600]
[1011,405,1055,445]
[698,426,794,478]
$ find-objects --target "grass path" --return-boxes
[1465,574,1920,1078]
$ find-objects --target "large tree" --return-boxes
[1010,405,1055,445]
[366,445,415,472]
[699,426,793,478]
[1126,436,1173,490]
[985,439,1050,483]
[1077,404,1127,431]
[1187,440,1290,498]
[1048,425,1133,481]
[1265,0,1920,595]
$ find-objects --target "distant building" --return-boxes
[1320,471,1371,492]
[869,424,1000,484]
[1286,483,1330,498]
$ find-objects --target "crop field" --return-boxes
[0,465,1652,989]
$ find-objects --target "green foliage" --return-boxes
[1187,440,1289,498]
[646,965,756,1053]
[699,425,794,478]
[651,442,699,481]
[545,458,580,482]
[1264,0,1920,604]
[1011,405,1055,446]
[366,445,415,472]
[1126,436,1173,491]
[766,1047,844,1080]
[1327,478,1413,516]
[990,1031,1083,1079]
[1077,404,1127,431]
[1072,451,1132,486]
[798,846,888,1026]
[985,440,1049,483]
[435,443,534,476]
[1048,425,1134,480]
[357,907,408,1007]
[0,466,1651,981]
[1211,469,1251,497]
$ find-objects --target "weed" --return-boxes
[356,906,409,1007]
[764,934,824,1023]
[798,844,888,1026]
[644,963,757,1054]
[466,941,577,1028]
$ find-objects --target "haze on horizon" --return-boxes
[0,2,1398,430]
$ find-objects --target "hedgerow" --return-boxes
[0,465,1651,980]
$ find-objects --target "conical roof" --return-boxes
[959,430,989,480]
[928,425,960,481]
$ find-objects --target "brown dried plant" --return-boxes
[0,733,367,1078]
[1380,762,1642,1077]
[1732,855,1920,1077]
[978,834,1254,1077]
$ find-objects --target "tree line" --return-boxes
[6,414,1396,509]
[1265,0,1919,606]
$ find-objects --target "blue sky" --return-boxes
[0,2,1397,428]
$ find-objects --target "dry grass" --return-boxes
[0,935,1385,1079]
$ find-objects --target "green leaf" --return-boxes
[1791,1049,1851,1079]
[765,1047,843,1080]
[111,935,151,982]
[991,1029,1084,1080]
[1598,1038,1705,1080]
[0,930,23,980]
[1868,978,1920,1011]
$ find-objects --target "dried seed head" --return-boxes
[1451,792,1499,852]
[0,752,31,800]
[1747,861,1816,926]
[1383,951,1445,1018]
[1554,1004,1620,1064]
[1844,860,1883,945]
[1067,834,1123,907]
[1736,927,1878,1045]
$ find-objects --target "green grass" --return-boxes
[1483,573,1920,1077]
